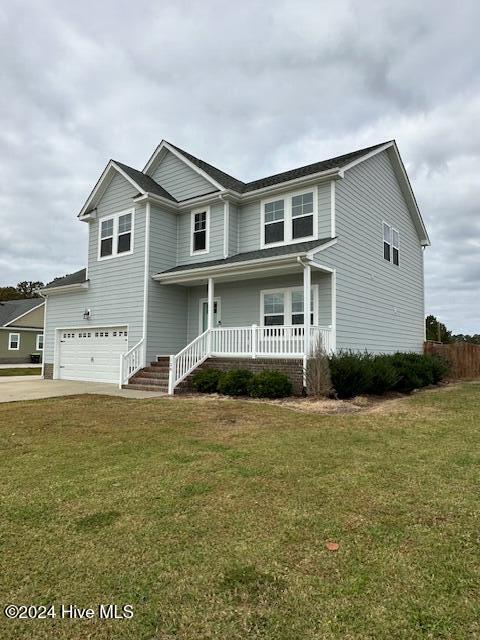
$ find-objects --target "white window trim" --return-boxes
[260,187,318,249]
[260,285,319,326]
[97,208,135,261]
[36,334,44,351]
[190,207,210,256]
[198,296,221,333]
[8,332,20,350]
[383,221,400,266]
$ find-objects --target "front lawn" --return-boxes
[1,384,479,639]
[0,367,42,376]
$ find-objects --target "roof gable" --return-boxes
[0,299,44,327]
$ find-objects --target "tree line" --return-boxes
[426,315,480,345]
[0,281,44,301]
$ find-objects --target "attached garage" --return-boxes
[56,326,128,383]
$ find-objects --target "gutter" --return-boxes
[38,282,89,296]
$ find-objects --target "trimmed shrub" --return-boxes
[328,352,374,399]
[218,369,253,396]
[365,355,399,395]
[248,370,292,398]
[429,355,450,384]
[191,368,222,393]
[390,353,434,393]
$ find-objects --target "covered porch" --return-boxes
[154,251,336,393]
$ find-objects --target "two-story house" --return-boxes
[40,140,430,394]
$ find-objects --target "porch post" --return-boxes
[303,263,311,357]
[207,277,214,354]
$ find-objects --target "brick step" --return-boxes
[135,369,169,379]
[152,357,170,366]
[130,374,168,387]
[123,384,168,393]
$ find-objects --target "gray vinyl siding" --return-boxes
[43,172,145,364]
[176,202,224,265]
[228,203,239,256]
[238,183,332,253]
[150,151,216,201]
[312,149,425,354]
[185,272,332,342]
[146,205,188,361]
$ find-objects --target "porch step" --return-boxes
[123,384,168,393]
[136,368,169,379]
[129,376,168,387]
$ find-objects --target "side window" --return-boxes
[8,333,20,350]
[264,200,285,245]
[191,209,209,254]
[36,334,44,351]
[383,223,391,261]
[383,222,400,266]
[98,209,134,260]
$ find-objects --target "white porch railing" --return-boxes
[119,338,145,387]
[168,329,210,394]
[168,325,333,394]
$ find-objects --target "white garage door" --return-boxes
[57,327,128,383]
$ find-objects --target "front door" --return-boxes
[200,298,221,333]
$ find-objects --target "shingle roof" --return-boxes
[158,238,334,276]
[44,268,88,289]
[168,141,392,194]
[114,161,177,202]
[0,299,44,326]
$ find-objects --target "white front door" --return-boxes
[57,326,128,383]
[200,298,221,333]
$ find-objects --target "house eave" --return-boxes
[39,282,89,296]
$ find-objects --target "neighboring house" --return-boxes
[0,299,45,364]
[40,139,430,393]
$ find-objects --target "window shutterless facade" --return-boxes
[36,334,44,351]
[383,222,400,265]
[98,209,134,260]
[191,207,210,255]
[8,333,20,350]
[261,286,318,326]
[261,189,318,248]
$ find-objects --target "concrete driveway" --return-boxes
[0,378,167,403]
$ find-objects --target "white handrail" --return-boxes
[119,338,145,388]
[168,330,210,394]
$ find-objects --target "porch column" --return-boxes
[207,277,215,330]
[303,263,311,358]
[207,277,214,354]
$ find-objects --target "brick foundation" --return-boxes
[177,357,304,396]
[43,363,54,379]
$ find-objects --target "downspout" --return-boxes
[297,257,311,393]
[142,201,151,366]
[37,290,47,379]
[220,193,229,259]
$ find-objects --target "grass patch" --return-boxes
[0,383,479,638]
[0,367,41,376]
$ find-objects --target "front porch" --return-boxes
[159,256,335,394]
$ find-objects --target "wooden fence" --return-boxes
[424,341,480,379]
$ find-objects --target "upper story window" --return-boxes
[261,189,317,248]
[191,207,210,255]
[383,222,399,266]
[8,333,20,350]
[98,209,134,260]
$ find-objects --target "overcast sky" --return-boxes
[1,0,479,332]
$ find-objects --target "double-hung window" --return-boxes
[8,333,20,350]
[262,287,318,326]
[262,189,317,247]
[99,209,134,260]
[191,208,210,254]
[383,222,400,266]
[36,334,44,351]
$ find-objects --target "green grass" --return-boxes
[0,367,41,376]
[0,383,479,639]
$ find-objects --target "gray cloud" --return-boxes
[0,0,479,332]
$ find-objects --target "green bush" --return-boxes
[191,368,222,393]
[429,355,450,384]
[248,370,292,398]
[328,352,374,399]
[390,353,433,393]
[218,369,253,396]
[366,355,399,395]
